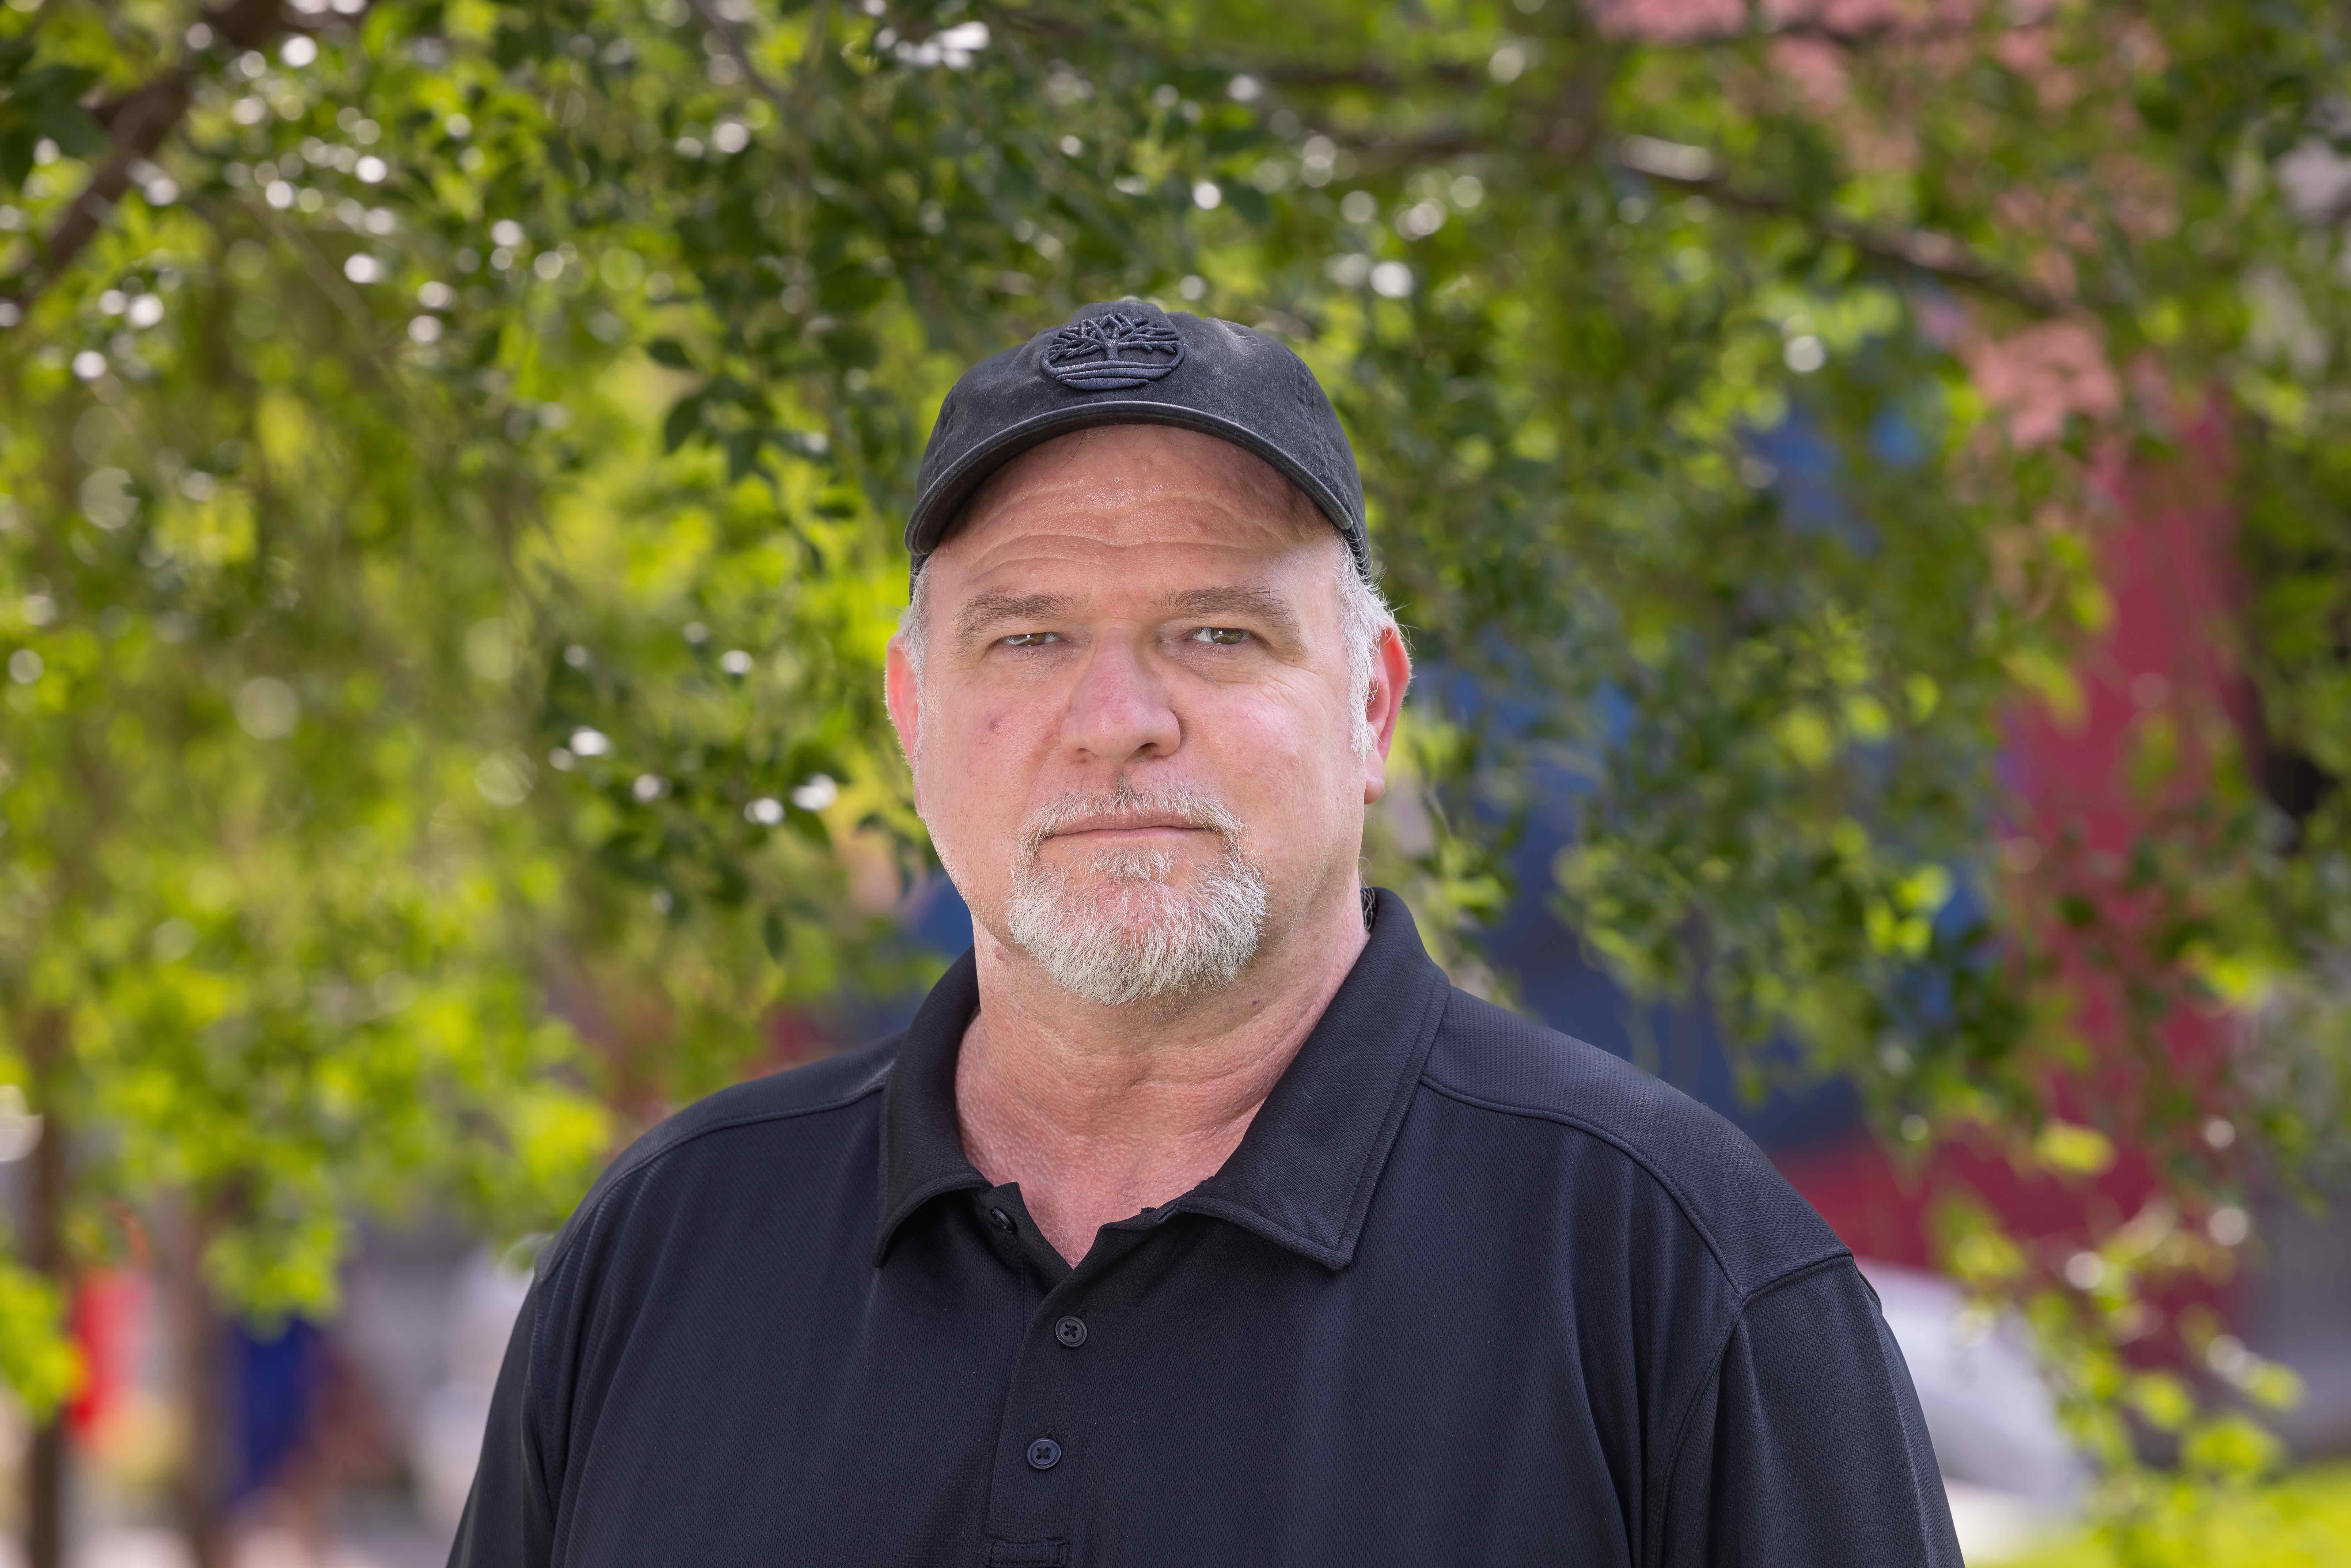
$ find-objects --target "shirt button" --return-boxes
[987,1206,1017,1235]
[1025,1437,1062,1471]
[1053,1315,1088,1348]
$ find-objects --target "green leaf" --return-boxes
[662,393,706,453]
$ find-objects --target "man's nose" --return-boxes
[1061,635,1180,764]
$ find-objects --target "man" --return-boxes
[451,301,1963,1566]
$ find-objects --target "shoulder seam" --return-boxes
[1738,1246,1859,1305]
[1419,1071,1853,1298]
[540,1072,889,1280]
[1419,1071,1756,1291]
[521,1071,887,1541]
[1646,1250,1856,1565]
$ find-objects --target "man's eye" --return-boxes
[1000,631,1060,648]
[1189,627,1251,646]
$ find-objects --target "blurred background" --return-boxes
[3,0,2350,1563]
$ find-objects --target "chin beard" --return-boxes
[1002,784,1270,1007]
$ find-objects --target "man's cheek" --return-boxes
[947,710,1037,819]
[957,695,1028,749]
[1196,701,1315,790]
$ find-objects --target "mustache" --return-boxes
[1017,777,1247,861]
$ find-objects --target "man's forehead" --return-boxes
[946,425,1325,562]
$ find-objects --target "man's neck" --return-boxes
[955,880,1372,1265]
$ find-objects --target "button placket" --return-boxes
[1008,1297,1084,1481]
[980,1211,1163,1556]
[979,1259,1129,1556]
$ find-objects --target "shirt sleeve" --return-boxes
[446,1276,556,1568]
[1656,1258,1964,1568]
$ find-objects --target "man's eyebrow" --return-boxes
[954,590,1075,651]
[1166,585,1303,642]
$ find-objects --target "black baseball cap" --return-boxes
[904,299,1369,579]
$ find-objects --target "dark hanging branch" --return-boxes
[1322,115,2074,316]
[1615,144,2075,316]
[0,0,363,312]
[1227,25,2067,319]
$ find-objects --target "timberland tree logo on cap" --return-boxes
[1039,309,1185,391]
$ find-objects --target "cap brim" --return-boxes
[904,399,1367,575]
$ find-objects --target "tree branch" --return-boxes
[1615,142,2071,315]
[1259,60,1488,90]
[794,0,833,127]
[0,0,341,312]
[19,72,194,293]
[1231,19,2061,315]
[1328,117,2071,316]
[1662,17,2008,48]
[1240,13,2010,90]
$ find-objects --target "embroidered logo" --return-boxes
[1039,309,1185,391]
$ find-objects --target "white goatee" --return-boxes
[1003,777,1269,1006]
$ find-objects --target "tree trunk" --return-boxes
[22,1009,69,1568]
[165,1202,232,1568]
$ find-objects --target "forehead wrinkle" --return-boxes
[939,498,1330,612]
[949,425,1325,563]
[947,518,1313,591]
[962,478,1305,556]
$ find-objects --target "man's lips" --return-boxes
[1045,816,1211,839]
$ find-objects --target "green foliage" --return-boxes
[2,0,2349,1554]
[2011,1465,2351,1568]
[0,1259,76,1419]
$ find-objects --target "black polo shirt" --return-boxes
[450,890,1961,1567]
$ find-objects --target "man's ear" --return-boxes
[884,637,923,808]
[1362,622,1412,804]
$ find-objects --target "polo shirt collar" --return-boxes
[874,888,1452,1269]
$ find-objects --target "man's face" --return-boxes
[885,425,1406,1003]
